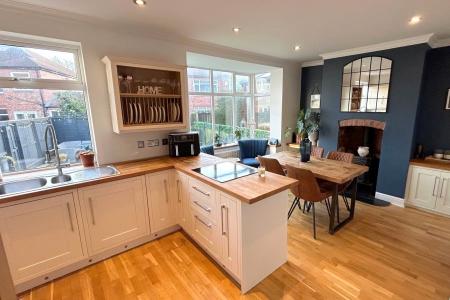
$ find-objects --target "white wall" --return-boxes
[0,4,300,164]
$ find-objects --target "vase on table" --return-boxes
[308,131,318,146]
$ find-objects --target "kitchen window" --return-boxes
[188,67,270,146]
[0,36,93,174]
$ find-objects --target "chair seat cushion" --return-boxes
[240,158,260,168]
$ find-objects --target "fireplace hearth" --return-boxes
[338,119,389,206]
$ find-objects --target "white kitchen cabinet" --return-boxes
[79,177,149,255]
[406,165,450,216]
[146,170,176,233]
[435,171,450,215]
[0,193,85,283]
[175,171,191,234]
[218,192,240,278]
[407,166,441,209]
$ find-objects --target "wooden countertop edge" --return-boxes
[410,159,450,171]
[0,157,296,205]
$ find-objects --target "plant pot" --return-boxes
[308,131,318,146]
[80,152,95,167]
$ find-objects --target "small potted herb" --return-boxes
[79,146,95,167]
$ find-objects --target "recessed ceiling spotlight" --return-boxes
[134,0,146,7]
[294,45,301,51]
[233,27,240,33]
[409,15,422,25]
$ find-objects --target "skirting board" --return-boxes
[375,192,405,207]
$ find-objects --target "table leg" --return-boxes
[328,183,339,234]
[349,177,357,219]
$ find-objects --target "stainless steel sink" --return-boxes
[69,166,119,182]
[0,178,47,195]
[0,166,119,198]
[50,174,72,184]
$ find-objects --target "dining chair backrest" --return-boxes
[286,165,322,202]
[311,146,324,158]
[257,156,285,176]
[326,151,354,163]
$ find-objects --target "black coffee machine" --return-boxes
[168,132,200,157]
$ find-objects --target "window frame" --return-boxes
[188,66,270,146]
[0,37,84,91]
[13,111,38,120]
[0,32,95,176]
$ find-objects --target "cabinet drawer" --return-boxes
[191,211,219,258]
[189,178,217,220]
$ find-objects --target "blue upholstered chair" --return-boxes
[238,139,268,167]
[200,145,215,155]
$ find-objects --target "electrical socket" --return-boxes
[162,138,168,145]
[137,141,145,148]
[147,139,159,147]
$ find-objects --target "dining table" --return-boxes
[264,151,369,234]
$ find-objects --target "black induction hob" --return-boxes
[192,162,257,183]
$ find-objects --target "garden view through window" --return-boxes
[188,67,270,146]
[0,42,92,174]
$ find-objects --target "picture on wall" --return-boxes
[446,89,450,110]
[310,94,320,109]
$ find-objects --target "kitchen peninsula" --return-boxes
[0,153,296,294]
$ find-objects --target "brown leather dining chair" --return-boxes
[257,155,285,176]
[258,156,302,214]
[326,151,354,212]
[286,165,333,239]
[311,146,324,158]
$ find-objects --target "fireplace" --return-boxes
[338,119,386,204]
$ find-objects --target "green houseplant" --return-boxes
[305,110,320,146]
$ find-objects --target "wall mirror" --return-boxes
[340,56,392,112]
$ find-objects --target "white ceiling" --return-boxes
[5,0,450,61]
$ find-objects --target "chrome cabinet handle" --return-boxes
[221,205,226,235]
[66,202,74,232]
[440,178,447,198]
[193,200,211,212]
[195,215,212,228]
[176,179,181,203]
[164,179,169,203]
[432,177,440,197]
[88,197,96,225]
[192,186,210,197]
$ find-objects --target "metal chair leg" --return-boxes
[302,200,307,214]
[324,197,331,216]
[288,197,298,219]
[336,197,340,223]
[312,202,316,239]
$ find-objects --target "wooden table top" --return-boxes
[265,151,368,184]
[0,154,297,205]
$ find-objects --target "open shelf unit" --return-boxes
[102,56,188,133]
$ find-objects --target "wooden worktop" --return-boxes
[0,154,297,205]
[410,159,450,171]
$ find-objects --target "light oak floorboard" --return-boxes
[19,200,450,299]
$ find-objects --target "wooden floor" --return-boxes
[19,200,450,300]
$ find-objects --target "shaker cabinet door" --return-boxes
[435,171,450,215]
[0,193,85,283]
[407,167,440,209]
[146,171,176,233]
[175,171,191,234]
[79,177,149,255]
[218,193,240,279]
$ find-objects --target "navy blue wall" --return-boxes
[415,46,450,155]
[300,65,323,110]
[318,44,429,198]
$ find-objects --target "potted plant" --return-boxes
[305,110,320,146]
[79,146,95,167]
[296,109,308,143]
[214,133,222,147]
[234,128,242,141]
